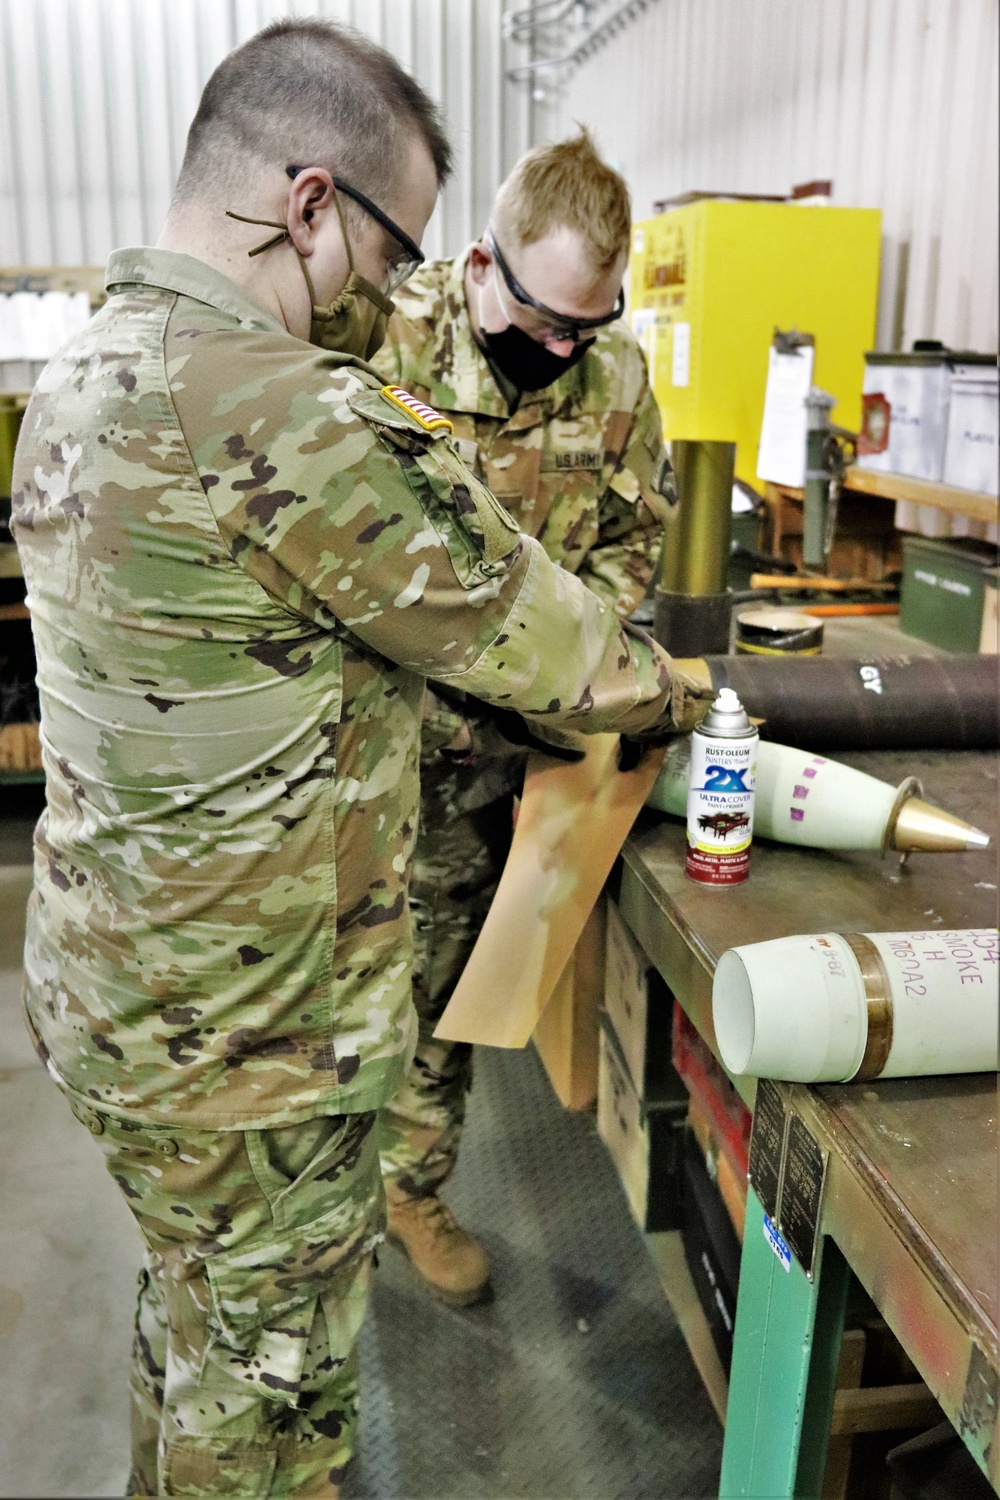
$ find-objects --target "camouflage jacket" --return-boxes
[374,250,677,802]
[374,251,676,618]
[12,248,694,1130]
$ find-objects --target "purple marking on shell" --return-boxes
[790,808,805,822]
[803,768,817,779]
[793,785,809,799]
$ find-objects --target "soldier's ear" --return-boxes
[467,242,492,285]
[287,169,336,251]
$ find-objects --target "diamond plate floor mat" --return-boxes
[344,1044,722,1500]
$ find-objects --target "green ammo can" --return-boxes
[899,534,1000,653]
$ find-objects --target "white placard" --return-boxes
[0,290,92,362]
[756,344,815,488]
[0,297,19,361]
[671,321,690,387]
[630,307,656,368]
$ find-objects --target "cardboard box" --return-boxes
[672,1006,752,1177]
[943,363,999,495]
[597,1025,687,1233]
[857,353,953,482]
[680,1128,742,1377]
[603,899,678,1099]
[687,1092,747,1243]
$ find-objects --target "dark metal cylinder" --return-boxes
[703,654,1000,750]
[654,590,732,656]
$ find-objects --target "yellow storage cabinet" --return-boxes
[629,201,882,484]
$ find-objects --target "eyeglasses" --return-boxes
[485,226,625,345]
[286,167,425,294]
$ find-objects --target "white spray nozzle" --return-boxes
[714,688,742,713]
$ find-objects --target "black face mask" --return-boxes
[478,322,593,393]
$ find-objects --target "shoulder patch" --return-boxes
[380,385,453,434]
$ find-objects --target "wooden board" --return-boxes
[845,465,999,525]
[434,734,666,1048]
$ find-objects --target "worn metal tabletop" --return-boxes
[618,747,999,1481]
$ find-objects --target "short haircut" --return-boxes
[491,128,631,274]
[173,19,452,211]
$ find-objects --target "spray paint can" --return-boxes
[686,688,758,885]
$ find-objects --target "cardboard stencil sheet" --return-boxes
[434,734,667,1048]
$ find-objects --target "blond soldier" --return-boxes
[12,26,701,1500]
[373,132,678,1305]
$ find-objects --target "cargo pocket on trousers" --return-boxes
[204,1210,380,1405]
[162,1434,278,1498]
[205,1241,352,1406]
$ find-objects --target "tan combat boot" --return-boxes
[385,1188,491,1306]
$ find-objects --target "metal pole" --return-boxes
[654,438,736,656]
[802,388,836,567]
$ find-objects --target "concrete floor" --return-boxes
[0,794,721,1500]
[0,837,141,1499]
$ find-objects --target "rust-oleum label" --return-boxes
[685,723,758,885]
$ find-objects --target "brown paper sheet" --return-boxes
[433,735,667,1048]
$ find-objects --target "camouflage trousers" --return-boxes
[70,1098,382,1496]
[378,772,514,1198]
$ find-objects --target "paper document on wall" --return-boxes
[756,343,815,488]
[630,308,656,370]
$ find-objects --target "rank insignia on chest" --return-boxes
[379,385,454,434]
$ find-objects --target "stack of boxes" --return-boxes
[858,350,999,499]
[597,901,688,1232]
[859,349,999,652]
[598,901,753,1374]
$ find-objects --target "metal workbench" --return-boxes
[617,747,999,1496]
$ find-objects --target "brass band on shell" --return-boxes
[842,932,895,1080]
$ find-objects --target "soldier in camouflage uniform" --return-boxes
[373,131,679,1304]
[11,25,701,1500]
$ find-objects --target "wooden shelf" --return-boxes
[844,466,998,524]
[762,470,997,525]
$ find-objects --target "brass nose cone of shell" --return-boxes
[892,797,992,853]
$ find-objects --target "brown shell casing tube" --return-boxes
[697,653,999,751]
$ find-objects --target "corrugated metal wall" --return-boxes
[0,0,533,268]
[3,0,996,355]
[536,0,999,354]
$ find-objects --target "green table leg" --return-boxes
[720,1188,851,1499]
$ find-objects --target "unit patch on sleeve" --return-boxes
[380,385,454,434]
